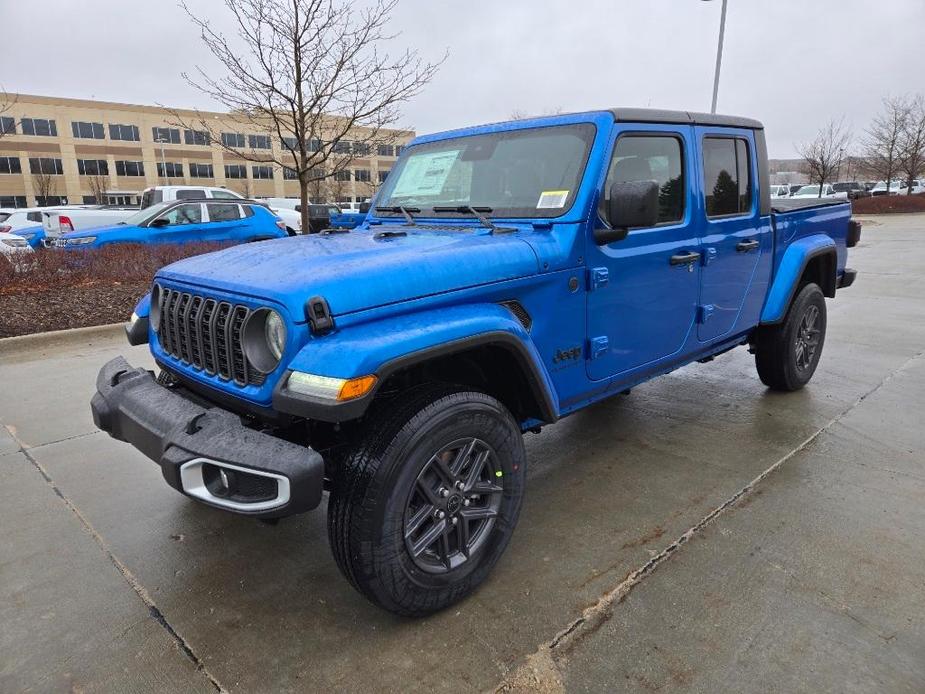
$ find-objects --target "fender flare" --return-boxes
[273,304,558,424]
[760,235,836,324]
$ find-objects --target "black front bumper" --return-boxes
[91,356,324,518]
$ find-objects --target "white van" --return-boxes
[141,186,301,232]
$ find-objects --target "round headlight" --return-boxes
[265,310,286,361]
[150,284,162,332]
[243,308,286,374]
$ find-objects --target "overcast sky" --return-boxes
[2,0,923,158]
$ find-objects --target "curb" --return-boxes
[0,322,126,357]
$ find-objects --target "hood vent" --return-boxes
[499,300,532,332]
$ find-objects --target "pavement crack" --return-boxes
[6,425,227,693]
[494,348,925,692]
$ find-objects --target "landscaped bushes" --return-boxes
[852,192,925,214]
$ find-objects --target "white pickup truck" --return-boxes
[141,186,302,233]
[42,206,139,238]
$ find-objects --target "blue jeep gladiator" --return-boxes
[92,108,859,616]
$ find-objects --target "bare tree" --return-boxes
[798,118,851,197]
[0,88,16,139]
[87,174,109,205]
[897,94,925,194]
[32,170,57,206]
[175,0,442,231]
[864,96,910,194]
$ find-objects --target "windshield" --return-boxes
[0,213,9,223]
[832,183,850,191]
[376,124,596,218]
[123,201,172,226]
[141,189,163,209]
[797,186,819,195]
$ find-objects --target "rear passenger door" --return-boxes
[695,131,768,342]
[204,202,248,241]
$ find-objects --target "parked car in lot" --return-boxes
[142,186,302,233]
[792,183,838,199]
[92,107,859,617]
[43,206,140,238]
[10,225,47,249]
[871,180,903,196]
[788,183,805,196]
[55,199,287,249]
[832,181,869,200]
[0,229,34,261]
[0,207,57,234]
[305,203,342,233]
[769,184,791,198]
[904,179,925,195]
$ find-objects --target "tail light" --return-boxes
[58,215,75,231]
[275,219,287,231]
[0,225,10,233]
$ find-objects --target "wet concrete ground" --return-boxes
[1,214,923,693]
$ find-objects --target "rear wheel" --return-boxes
[327,384,526,616]
[754,282,827,391]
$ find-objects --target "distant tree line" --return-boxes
[799,94,925,196]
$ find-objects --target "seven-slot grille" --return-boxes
[156,287,265,387]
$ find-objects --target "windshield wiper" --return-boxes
[432,205,513,234]
[375,206,420,225]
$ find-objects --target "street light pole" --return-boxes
[704,0,728,114]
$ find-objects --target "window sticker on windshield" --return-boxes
[537,190,570,209]
[391,150,461,198]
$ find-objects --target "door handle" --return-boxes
[670,251,701,266]
[736,239,760,252]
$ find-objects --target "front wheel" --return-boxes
[327,384,526,617]
[754,282,827,391]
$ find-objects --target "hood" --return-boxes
[156,225,540,320]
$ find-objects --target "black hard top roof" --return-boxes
[609,108,763,130]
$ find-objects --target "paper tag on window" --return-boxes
[536,190,569,209]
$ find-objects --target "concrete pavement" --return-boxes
[1,214,923,692]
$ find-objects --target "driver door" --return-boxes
[586,125,701,381]
[150,203,206,243]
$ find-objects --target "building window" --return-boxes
[252,165,273,180]
[221,132,246,148]
[333,140,351,154]
[378,169,390,183]
[152,127,180,144]
[333,169,351,181]
[309,138,322,152]
[377,144,395,157]
[189,162,214,178]
[249,134,270,150]
[396,145,404,155]
[77,159,109,176]
[71,121,105,139]
[283,166,299,180]
[115,160,145,177]
[335,196,352,204]
[354,169,371,182]
[184,129,211,146]
[29,157,64,175]
[0,156,22,174]
[82,195,99,204]
[109,123,140,141]
[281,136,297,150]
[353,142,370,156]
[157,162,184,178]
[224,164,247,179]
[0,195,27,208]
[21,118,57,137]
[35,195,68,206]
[0,116,15,135]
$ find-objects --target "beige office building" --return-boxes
[0,93,413,208]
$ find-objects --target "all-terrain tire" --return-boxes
[754,282,827,391]
[327,384,526,617]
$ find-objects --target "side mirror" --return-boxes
[149,218,169,228]
[359,202,371,213]
[594,180,660,245]
[295,205,301,212]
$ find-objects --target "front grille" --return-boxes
[156,287,265,387]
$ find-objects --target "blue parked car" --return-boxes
[91,108,859,616]
[11,225,47,249]
[56,199,288,249]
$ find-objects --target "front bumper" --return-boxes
[91,356,324,518]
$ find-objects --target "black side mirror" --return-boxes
[149,218,169,228]
[594,180,660,245]
[295,205,301,212]
[359,202,371,213]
